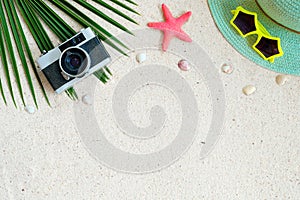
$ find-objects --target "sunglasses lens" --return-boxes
[255,37,280,58]
[233,12,256,35]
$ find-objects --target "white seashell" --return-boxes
[275,75,289,86]
[82,95,93,105]
[136,53,147,63]
[242,85,256,96]
[25,105,36,114]
[178,59,190,71]
[221,63,233,74]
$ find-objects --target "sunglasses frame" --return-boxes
[230,6,283,63]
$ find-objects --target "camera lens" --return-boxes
[60,47,90,78]
[69,54,81,68]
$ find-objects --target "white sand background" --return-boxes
[0,0,299,199]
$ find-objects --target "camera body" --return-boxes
[37,28,111,94]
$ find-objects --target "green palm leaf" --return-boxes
[74,0,134,35]
[0,25,15,107]
[28,0,75,41]
[0,79,7,105]
[0,1,25,106]
[17,0,54,51]
[0,0,139,107]
[4,0,38,108]
[92,0,139,24]
[51,0,129,52]
[15,0,51,106]
[65,87,78,101]
[108,0,139,14]
[124,0,138,6]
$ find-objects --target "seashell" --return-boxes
[178,59,190,71]
[25,105,36,114]
[82,95,93,105]
[275,74,289,86]
[136,53,147,63]
[242,85,256,96]
[221,63,233,74]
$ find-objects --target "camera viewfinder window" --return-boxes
[59,33,86,52]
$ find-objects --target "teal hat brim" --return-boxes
[208,0,300,76]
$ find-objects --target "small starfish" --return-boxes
[147,4,192,51]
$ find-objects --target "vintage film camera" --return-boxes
[37,28,111,94]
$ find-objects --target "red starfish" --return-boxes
[147,4,192,51]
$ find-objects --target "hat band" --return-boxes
[256,0,300,33]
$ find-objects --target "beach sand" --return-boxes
[0,0,299,199]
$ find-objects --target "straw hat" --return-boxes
[208,0,300,75]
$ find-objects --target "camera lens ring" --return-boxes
[59,47,91,78]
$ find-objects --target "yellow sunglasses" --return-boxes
[230,6,284,63]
